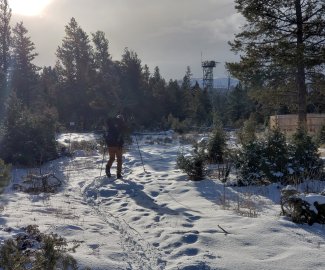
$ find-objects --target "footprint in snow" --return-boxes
[178,247,199,256]
[131,216,142,221]
[182,234,198,244]
[150,191,159,197]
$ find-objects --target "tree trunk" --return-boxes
[295,0,307,130]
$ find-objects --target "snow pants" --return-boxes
[107,146,123,175]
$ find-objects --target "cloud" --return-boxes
[11,0,242,80]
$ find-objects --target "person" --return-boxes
[104,115,127,179]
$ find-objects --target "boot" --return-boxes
[105,165,111,177]
[116,173,122,179]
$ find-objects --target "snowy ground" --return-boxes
[1,132,325,270]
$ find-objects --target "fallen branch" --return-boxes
[218,224,230,235]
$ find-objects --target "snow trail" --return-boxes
[2,133,325,270]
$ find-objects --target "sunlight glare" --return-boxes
[9,0,52,16]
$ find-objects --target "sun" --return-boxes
[9,0,52,16]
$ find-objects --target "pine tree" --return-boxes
[263,128,289,183]
[207,123,227,163]
[11,21,39,109]
[90,30,120,122]
[118,48,146,125]
[148,66,167,126]
[227,0,325,129]
[227,83,253,125]
[288,128,323,179]
[0,0,11,119]
[0,93,57,166]
[56,18,94,129]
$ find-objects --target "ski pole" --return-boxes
[134,134,146,173]
[99,144,107,177]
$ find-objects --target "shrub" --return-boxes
[0,225,84,270]
[317,125,325,145]
[206,125,227,163]
[288,128,323,180]
[262,128,289,183]
[235,128,323,185]
[0,95,58,166]
[237,116,257,145]
[0,159,11,193]
[235,140,266,185]
[177,145,207,180]
[167,115,192,134]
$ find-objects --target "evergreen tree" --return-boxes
[118,48,146,126]
[11,21,39,109]
[56,17,94,129]
[263,128,289,183]
[237,115,257,145]
[0,0,11,119]
[227,0,325,129]
[207,122,227,163]
[0,94,57,166]
[90,30,120,123]
[227,83,253,126]
[148,66,167,126]
[181,66,195,124]
[165,79,184,120]
[210,90,229,125]
[288,128,323,179]
[38,66,59,108]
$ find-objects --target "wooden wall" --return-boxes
[269,114,325,134]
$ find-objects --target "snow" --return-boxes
[1,132,325,270]
[297,194,325,213]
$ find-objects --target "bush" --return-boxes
[177,145,207,180]
[206,125,227,163]
[0,159,11,193]
[288,128,323,180]
[262,128,289,183]
[167,115,192,134]
[317,125,325,145]
[235,139,266,185]
[235,128,323,185]
[237,116,257,145]
[0,95,58,166]
[0,225,85,270]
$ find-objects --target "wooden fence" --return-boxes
[269,114,325,134]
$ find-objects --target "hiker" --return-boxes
[104,115,127,179]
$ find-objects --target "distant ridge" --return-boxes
[192,78,239,89]
[178,78,239,89]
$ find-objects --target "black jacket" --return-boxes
[104,118,126,147]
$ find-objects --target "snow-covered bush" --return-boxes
[262,128,289,183]
[177,145,207,180]
[235,139,266,185]
[281,187,325,225]
[0,225,84,270]
[235,128,323,185]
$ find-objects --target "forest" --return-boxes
[0,0,324,168]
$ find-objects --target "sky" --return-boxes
[9,0,243,80]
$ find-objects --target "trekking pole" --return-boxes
[134,134,147,173]
[99,144,107,177]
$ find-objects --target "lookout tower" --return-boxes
[201,60,218,91]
